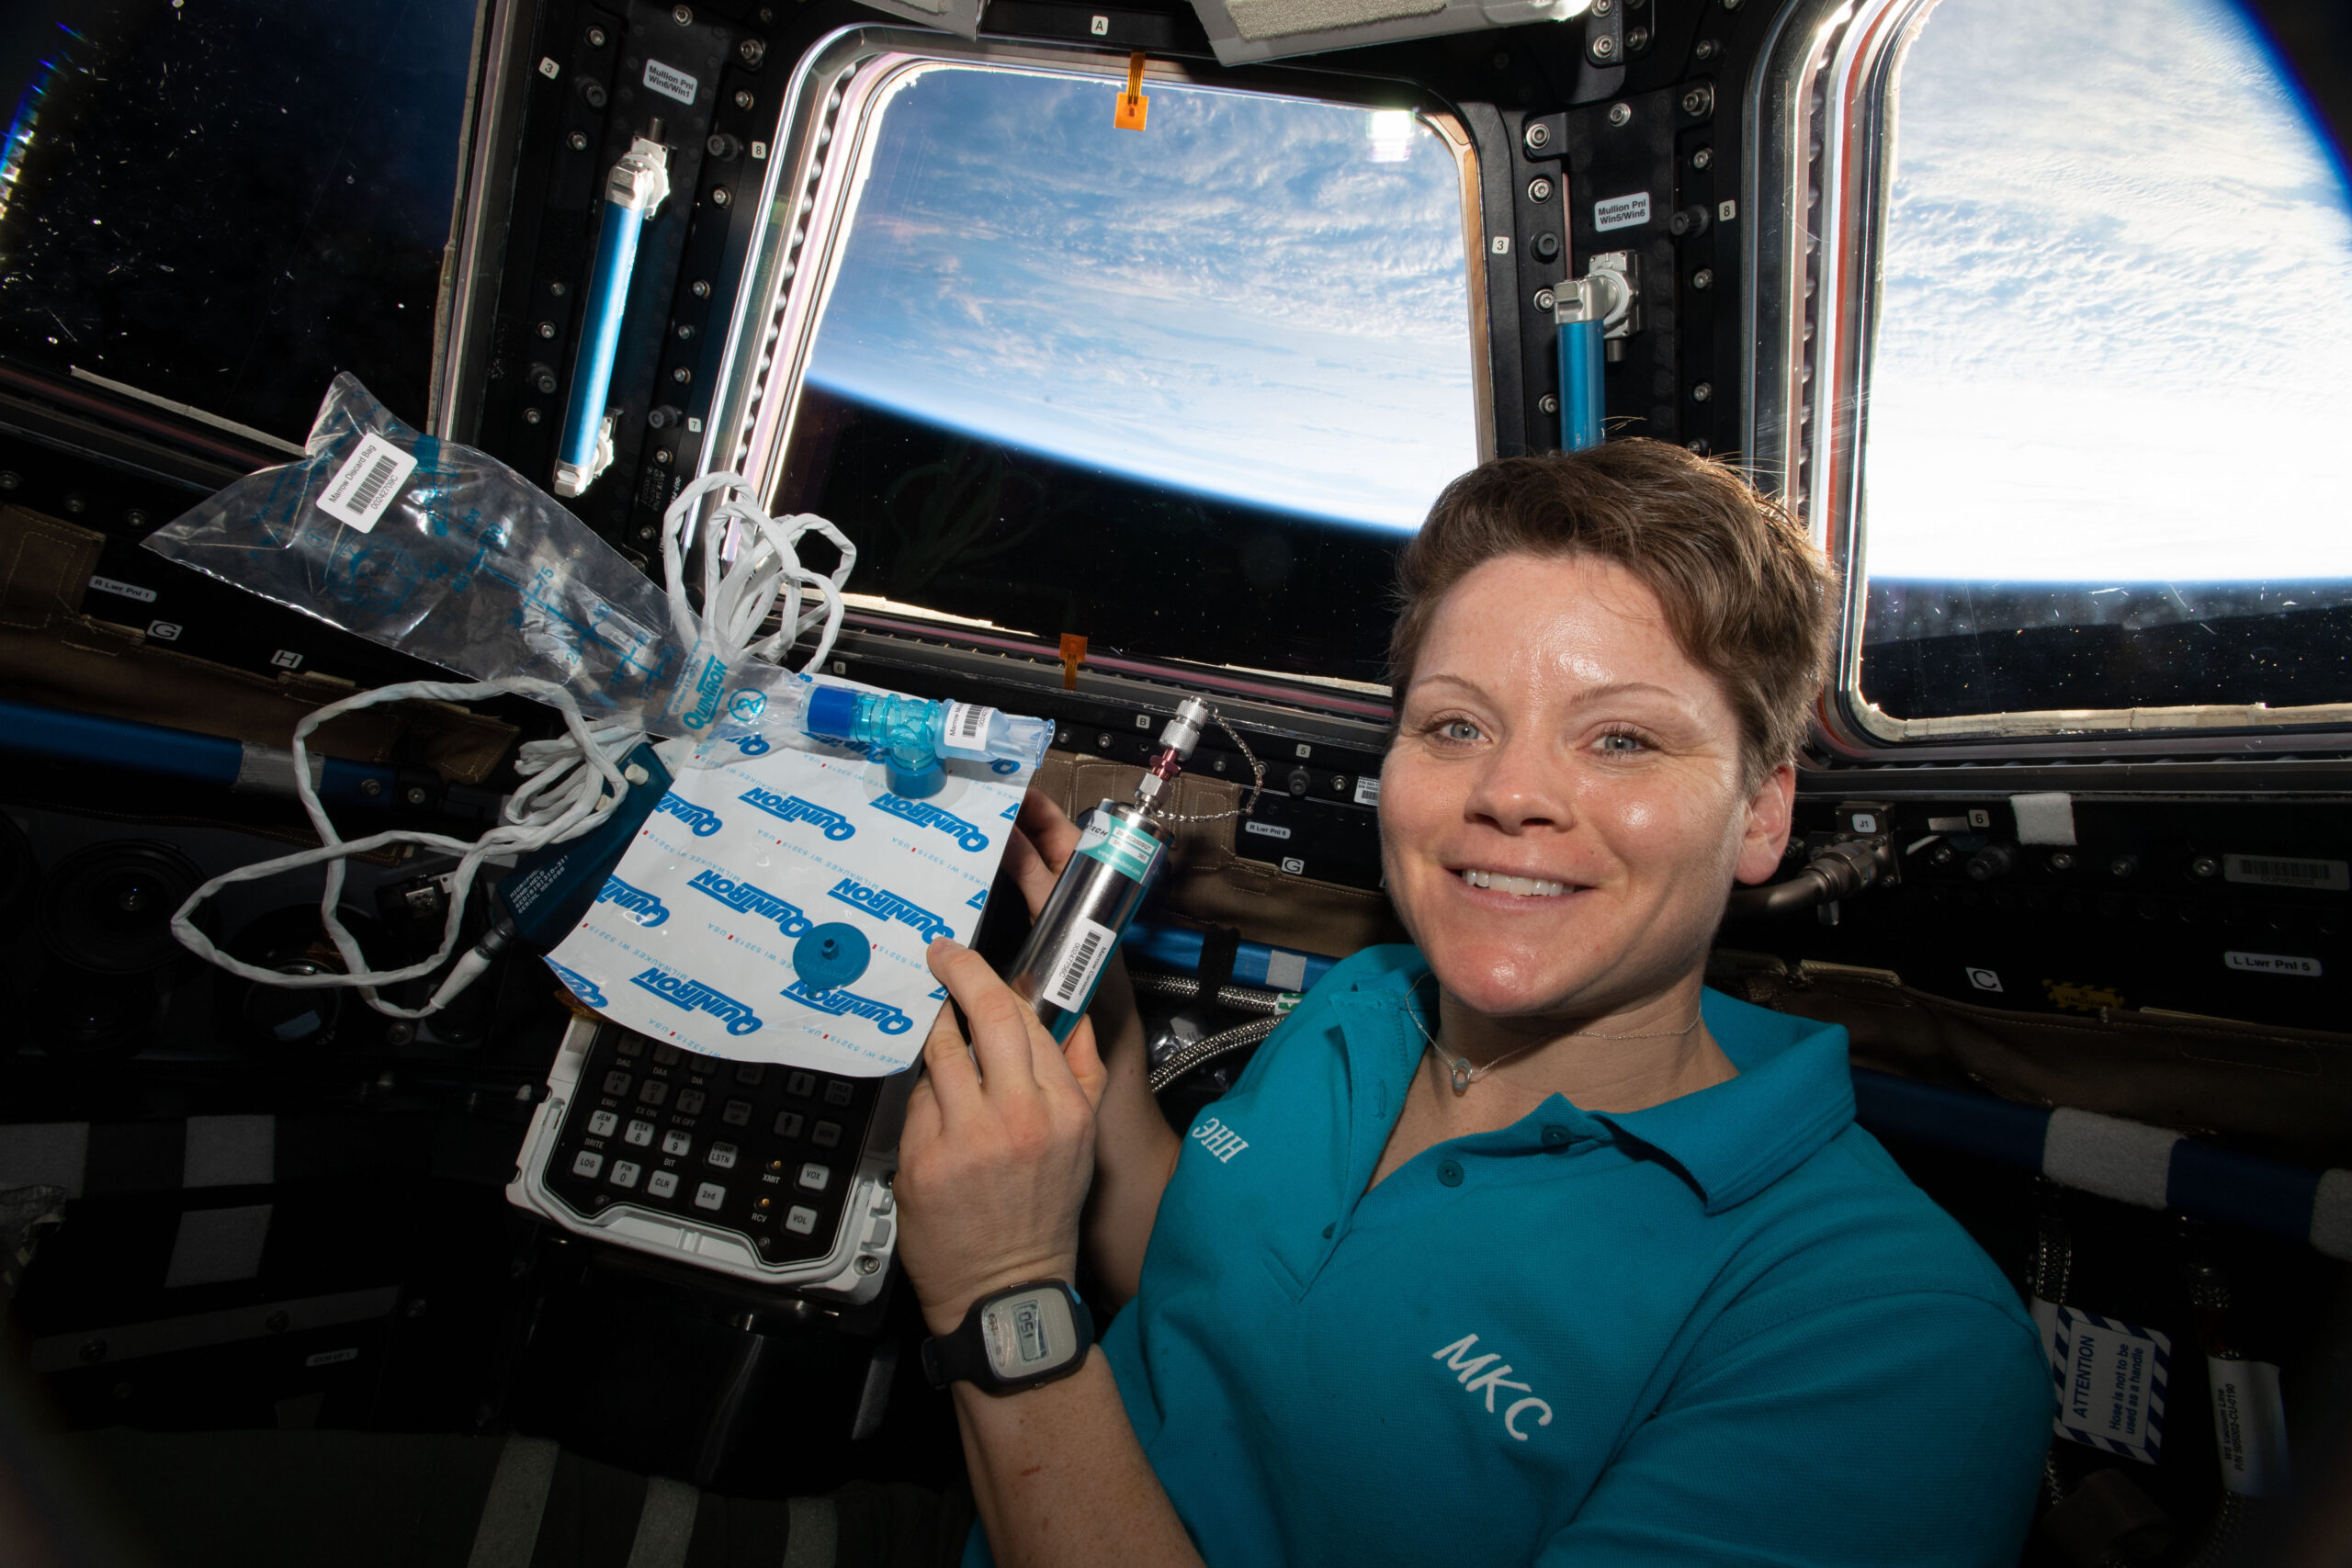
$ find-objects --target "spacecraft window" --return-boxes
[746,53,1481,690]
[0,2,475,446]
[1765,0,2352,750]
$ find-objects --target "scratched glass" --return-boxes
[1858,0,2352,721]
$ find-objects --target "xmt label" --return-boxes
[2225,854,2347,892]
[688,869,813,937]
[1594,192,1651,231]
[2225,951,2323,977]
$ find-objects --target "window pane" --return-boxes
[776,65,1476,684]
[1860,0,2352,721]
[0,2,475,443]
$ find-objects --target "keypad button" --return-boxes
[708,1142,739,1170]
[722,1099,752,1127]
[823,1079,854,1108]
[662,1130,692,1156]
[648,1170,680,1200]
[610,1160,641,1189]
[785,1205,819,1235]
[797,1162,831,1192]
[571,1150,605,1179]
[639,1079,669,1107]
[653,1044,682,1066]
[602,1070,632,1097]
[616,1036,644,1057]
[786,1070,817,1098]
[626,1120,656,1146]
[588,1111,618,1137]
[675,1089,707,1116]
[689,1053,719,1074]
[694,1181,726,1211]
[812,1121,842,1149]
[735,1064,765,1085]
[774,1111,804,1139]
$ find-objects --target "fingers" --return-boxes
[920,987,982,1122]
[928,939,1043,1095]
[1016,790,1083,869]
[1055,1016,1111,1113]
[1002,825,1060,922]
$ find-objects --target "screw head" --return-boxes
[1589,34,1616,60]
[549,279,568,297]
[1625,24,1650,50]
[1533,287,1556,311]
[63,495,85,514]
[691,279,711,299]
[1607,102,1632,127]
[653,448,673,465]
[2049,852,2075,872]
[522,407,543,425]
[1931,845,1955,867]
[709,186,730,207]
[855,1254,881,1275]
[265,1311,290,1333]
[672,367,692,384]
[735,88,755,110]
[1691,267,1714,289]
[1690,381,1713,402]
[80,1339,107,1364]
[2190,855,2219,878]
[638,525,656,540]
[537,321,557,339]
[1591,0,1612,12]
[125,509,147,527]
[1681,83,1715,117]
[568,130,589,152]
[1539,393,1560,415]
[1695,38,1718,60]
[581,81,607,109]
[1527,175,1554,203]
[404,785,429,807]
[1691,148,1713,171]
[2109,855,2138,878]
[1684,438,1710,455]
[1723,0,1743,9]
[673,4,693,23]
[740,37,767,64]
[0,472,18,491]
[359,777,384,797]
[1522,120,1551,152]
[586,24,608,45]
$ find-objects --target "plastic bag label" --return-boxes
[315,433,417,533]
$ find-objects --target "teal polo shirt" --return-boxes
[967,944,2052,1567]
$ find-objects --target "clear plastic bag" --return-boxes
[146,374,698,728]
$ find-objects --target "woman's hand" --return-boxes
[896,937,1109,1337]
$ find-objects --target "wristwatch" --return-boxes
[921,1279,1094,1394]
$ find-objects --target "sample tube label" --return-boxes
[1045,917,1119,1011]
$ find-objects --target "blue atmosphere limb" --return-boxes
[559,197,648,473]
[1119,922,1337,993]
[1558,315,1605,452]
[794,923,872,990]
[0,696,394,807]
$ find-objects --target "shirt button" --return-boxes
[1541,1124,1571,1147]
[1437,1159,1464,1187]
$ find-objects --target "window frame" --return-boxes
[1744,0,2352,763]
[696,26,1492,707]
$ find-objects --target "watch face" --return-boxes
[980,1286,1076,1379]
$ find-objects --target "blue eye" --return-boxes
[1440,719,1483,743]
[1597,731,1645,754]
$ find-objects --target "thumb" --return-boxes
[1060,1016,1110,1112]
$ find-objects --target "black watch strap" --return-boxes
[921,1280,1092,1394]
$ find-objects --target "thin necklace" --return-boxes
[1407,985,1704,1094]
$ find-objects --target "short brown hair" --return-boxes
[1390,439,1833,784]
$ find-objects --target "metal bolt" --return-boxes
[1625,24,1650,50]
[568,130,589,152]
[1591,0,1612,11]
[1695,38,1718,60]
[548,279,568,298]
[1681,83,1716,118]
[404,785,429,807]
[1522,120,1551,153]
[1607,102,1632,127]
[2109,855,2139,878]
[1096,732,1114,750]
[586,24,608,45]
[707,132,741,159]
[1931,845,1955,867]
[1691,147,1713,171]
[537,321,557,339]
[673,4,693,23]
[522,407,543,424]
[653,448,672,465]
[384,1021,415,1045]
[671,366,692,384]
[2050,852,2075,872]
[63,495,85,514]
[582,81,607,109]
[1527,175,1554,203]
[740,37,767,64]
[1539,393,1559,415]
[1531,231,1560,261]
[1589,34,1616,60]
[359,778,384,797]
[638,525,656,540]
[1722,0,1742,9]
[1534,287,1556,311]
[125,509,147,527]
[709,185,730,207]
[675,323,695,340]
[855,1254,881,1275]
[1691,267,1713,289]
[0,472,18,491]
[1691,382,1713,402]
[2190,855,2219,878]
[734,89,755,110]
[1685,438,1710,455]
[691,279,711,299]
[532,367,558,393]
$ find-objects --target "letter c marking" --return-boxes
[1504,1398,1553,1441]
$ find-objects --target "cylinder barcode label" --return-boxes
[1046,917,1117,1010]
[315,434,418,533]
[2224,854,2347,892]
[941,701,994,753]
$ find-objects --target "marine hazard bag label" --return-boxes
[1045,917,1117,1011]
[2047,1303,2170,1463]
[315,434,417,533]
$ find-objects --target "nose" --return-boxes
[1462,729,1571,835]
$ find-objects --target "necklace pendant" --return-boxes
[1448,1057,1472,1093]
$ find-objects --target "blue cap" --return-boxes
[805,685,859,741]
[793,922,872,990]
[884,752,947,798]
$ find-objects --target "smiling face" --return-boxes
[1380,551,1796,1022]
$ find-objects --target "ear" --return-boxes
[1733,762,1796,886]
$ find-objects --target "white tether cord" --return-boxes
[171,475,854,1018]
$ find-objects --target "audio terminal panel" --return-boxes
[509,1017,912,1302]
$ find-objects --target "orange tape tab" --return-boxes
[1115,51,1148,131]
[1059,633,1088,691]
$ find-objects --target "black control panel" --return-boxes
[543,1025,885,1267]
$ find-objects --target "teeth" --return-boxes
[1461,868,1566,897]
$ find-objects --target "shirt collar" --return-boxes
[1326,950,1854,1216]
